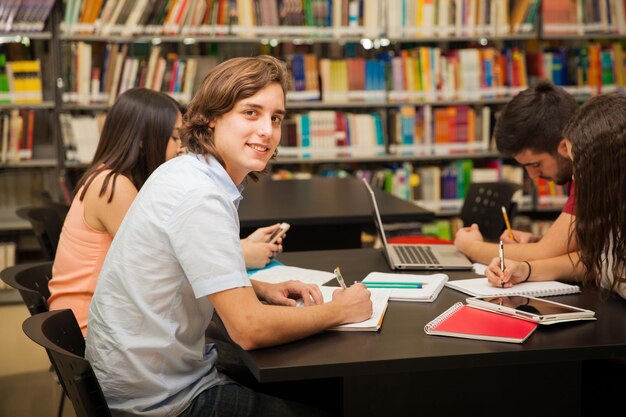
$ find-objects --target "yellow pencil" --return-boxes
[501,206,518,243]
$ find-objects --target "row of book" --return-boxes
[279,111,386,157]
[534,177,569,208]
[386,0,540,38]
[388,46,528,103]
[388,105,492,155]
[351,160,521,206]
[526,42,626,96]
[55,40,626,108]
[60,0,380,37]
[55,108,490,167]
[543,0,626,35]
[342,162,564,215]
[0,0,55,32]
[0,55,44,104]
[59,0,544,37]
[59,112,106,163]
[59,105,491,163]
[0,109,48,164]
[61,42,217,105]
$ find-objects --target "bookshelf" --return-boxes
[2,0,626,243]
[0,1,60,267]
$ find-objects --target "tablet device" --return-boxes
[466,295,596,325]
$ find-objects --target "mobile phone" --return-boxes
[466,295,595,324]
[266,222,290,244]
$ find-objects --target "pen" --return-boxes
[501,206,518,242]
[499,240,505,272]
[498,240,506,288]
[334,267,347,289]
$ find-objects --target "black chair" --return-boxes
[22,309,112,417]
[0,261,52,315]
[459,181,521,242]
[16,204,68,260]
[0,261,69,417]
[390,181,522,244]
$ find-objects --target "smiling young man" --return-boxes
[85,56,372,417]
[454,80,580,265]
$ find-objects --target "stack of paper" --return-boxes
[445,278,580,298]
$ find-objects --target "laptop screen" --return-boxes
[361,178,392,250]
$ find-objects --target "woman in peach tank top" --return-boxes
[49,88,185,336]
[50,88,287,336]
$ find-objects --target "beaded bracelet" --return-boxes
[522,260,532,282]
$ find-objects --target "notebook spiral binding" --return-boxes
[424,302,463,332]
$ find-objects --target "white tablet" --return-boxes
[466,295,596,325]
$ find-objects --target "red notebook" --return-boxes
[424,302,538,343]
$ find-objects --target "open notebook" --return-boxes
[317,286,390,332]
[445,278,580,297]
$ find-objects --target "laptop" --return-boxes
[362,178,473,270]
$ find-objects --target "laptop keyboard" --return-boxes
[396,245,440,265]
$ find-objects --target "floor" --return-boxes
[0,370,76,417]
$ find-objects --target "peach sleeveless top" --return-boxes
[49,170,114,336]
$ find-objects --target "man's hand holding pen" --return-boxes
[333,267,372,323]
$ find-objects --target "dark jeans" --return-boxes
[187,334,339,417]
[177,382,333,417]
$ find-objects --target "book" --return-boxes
[424,302,538,343]
[6,60,43,104]
[361,272,448,302]
[318,286,390,332]
[445,278,580,298]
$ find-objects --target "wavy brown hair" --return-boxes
[181,55,290,181]
[563,93,626,292]
[75,88,181,202]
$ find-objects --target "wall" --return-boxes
[0,302,49,376]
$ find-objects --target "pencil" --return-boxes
[501,206,518,242]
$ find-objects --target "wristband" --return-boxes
[522,261,532,282]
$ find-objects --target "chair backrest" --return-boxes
[0,261,52,315]
[16,204,68,260]
[460,181,521,242]
[22,309,112,417]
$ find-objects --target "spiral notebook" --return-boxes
[445,278,580,298]
[424,302,538,343]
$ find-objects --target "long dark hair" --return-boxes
[563,93,626,292]
[75,88,180,202]
[181,55,290,181]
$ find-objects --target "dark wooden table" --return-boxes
[234,248,626,417]
[238,177,434,251]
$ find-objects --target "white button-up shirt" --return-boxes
[86,154,250,417]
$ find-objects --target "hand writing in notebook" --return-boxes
[485,257,533,289]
